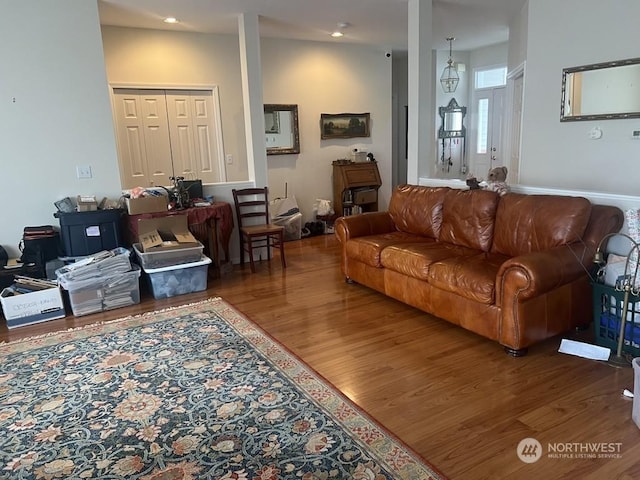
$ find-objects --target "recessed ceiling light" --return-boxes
[331,21,350,38]
[163,17,178,24]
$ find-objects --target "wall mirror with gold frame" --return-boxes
[560,57,640,121]
[264,104,300,155]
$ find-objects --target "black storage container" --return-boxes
[55,209,124,257]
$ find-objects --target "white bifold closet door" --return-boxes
[113,88,225,190]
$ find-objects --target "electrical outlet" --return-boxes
[632,130,640,139]
[76,165,92,179]
[226,154,233,165]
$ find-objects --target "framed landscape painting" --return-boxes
[320,113,370,139]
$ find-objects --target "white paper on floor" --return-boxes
[558,339,611,361]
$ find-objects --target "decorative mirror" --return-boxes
[560,57,640,121]
[438,98,466,138]
[437,98,467,175]
[264,104,300,155]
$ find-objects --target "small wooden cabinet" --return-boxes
[333,162,382,217]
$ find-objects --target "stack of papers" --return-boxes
[56,248,131,287]
[558,339,611,361]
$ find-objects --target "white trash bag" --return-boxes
[315,199,334,216]
[270,196,303,241]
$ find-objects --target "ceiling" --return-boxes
[98,0,527,52]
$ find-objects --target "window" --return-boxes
[475,67,507,89]
[476,98,489,154]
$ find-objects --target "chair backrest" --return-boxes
[232,187,271,228]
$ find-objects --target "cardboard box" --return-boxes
[0,286,65,329]
[126,196,169,215]
[77,195,98,212]
[137,215,200,253]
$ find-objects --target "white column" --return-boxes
[238,13,267,187]
[407,0,434,184]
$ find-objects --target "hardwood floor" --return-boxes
[2,235,639,479]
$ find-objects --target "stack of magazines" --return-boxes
[56,248,132,286]
[55,248,141,316]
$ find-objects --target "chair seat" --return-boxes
[241,224,284,235]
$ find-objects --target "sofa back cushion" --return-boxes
[491,193,592,257]
[439,189,500,251]
[388,185,448,239]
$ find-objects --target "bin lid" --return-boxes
[142,255,212,274]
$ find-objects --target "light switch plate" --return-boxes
[76,165,92,179]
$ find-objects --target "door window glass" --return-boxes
[477,98,489,154]
[475,67,507,89]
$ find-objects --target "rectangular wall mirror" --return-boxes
[264,104,300,155]
[560,57,640,121]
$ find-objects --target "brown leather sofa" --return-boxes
[335,185,624,355]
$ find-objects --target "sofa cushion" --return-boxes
[439,189,499,252]
[491,194,592,257]
[381,242,479,280]
[428,252,510,304]
[345,232,429,267]
[388,185,448,239]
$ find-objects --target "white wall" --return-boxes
[101,26,249,183]
[507,1,528,72]
[469,43,508,71]
[262,38,393,220]
[103,29,393,222]
[4,0,638,258]
[520,0,640,196]
[0,0,121,257]
[1,13,391,259]
[433,49,470,179]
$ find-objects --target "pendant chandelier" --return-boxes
[440,36,459,93]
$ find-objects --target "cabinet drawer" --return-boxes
[353,189,377,205]
[342,166,380,186]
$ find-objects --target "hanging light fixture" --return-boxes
[440,37,459,93]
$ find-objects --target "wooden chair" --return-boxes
[232,187,286,273]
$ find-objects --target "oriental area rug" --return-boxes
[0,298,445,480]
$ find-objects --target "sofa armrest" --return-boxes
[335,212,396,244]
[496,244,590,304]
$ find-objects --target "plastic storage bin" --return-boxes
[592,282,640,357]
[143,255,211,299]
[65,265,141,317]
[55,209,124,257]
[133,242,204,269]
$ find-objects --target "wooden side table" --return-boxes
[126,202,234,277]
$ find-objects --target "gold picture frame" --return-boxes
[320,113,370,139]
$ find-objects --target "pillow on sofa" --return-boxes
[439,189,500,251]
[388,185,448,239]
[491,193,591,257]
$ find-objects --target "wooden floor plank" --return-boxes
[1,234,638,479]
